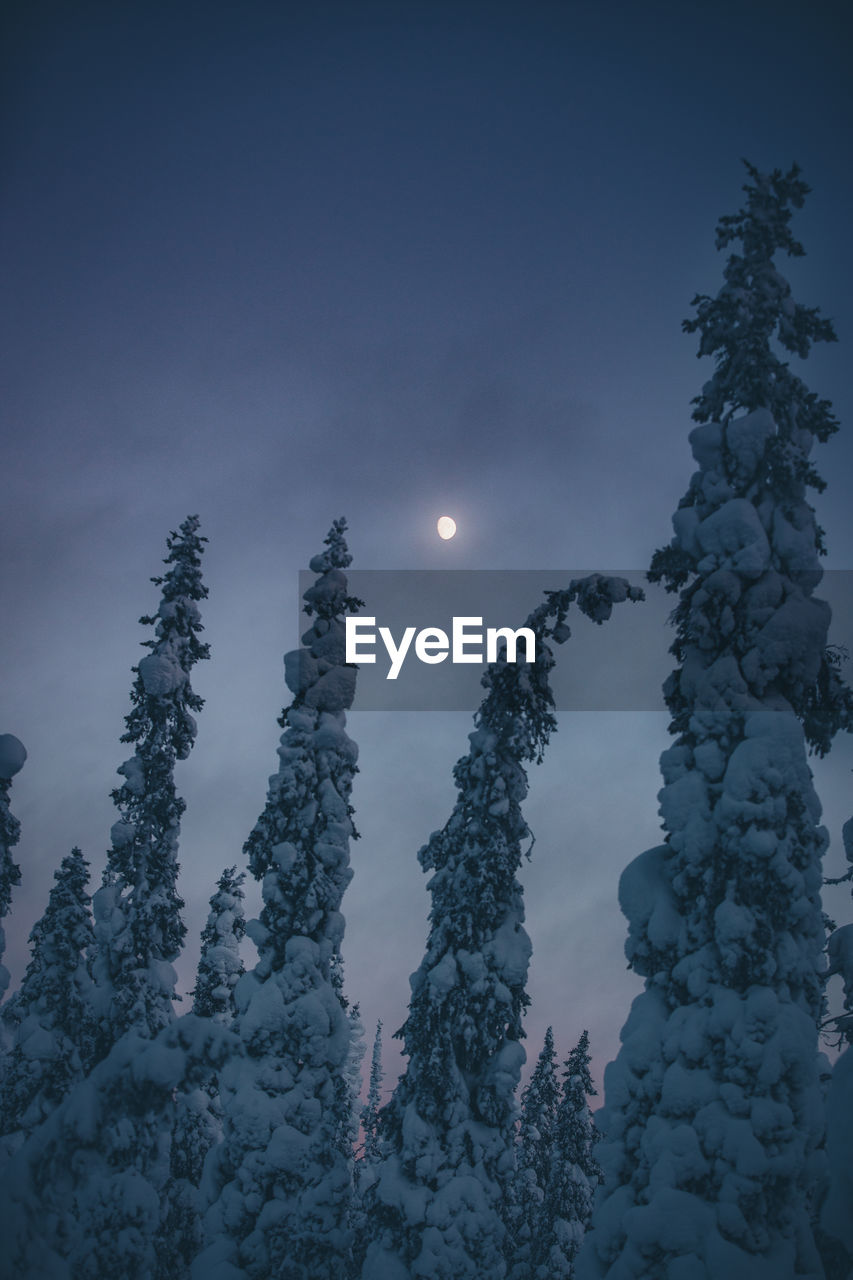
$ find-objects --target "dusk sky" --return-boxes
[3,1,853,1091]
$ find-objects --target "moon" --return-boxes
[437,515,457,540]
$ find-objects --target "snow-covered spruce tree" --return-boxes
[158,868,247,1280]
[344,1000,367,1154]
[344,1000,369,1257]
[362,575,640,1280]
[195,518,362,1280]
[361,1019,385,1170]
[0,848,96,1150]
[507,1026,559,1279]
[0,734,26,1004]
[577,165,850,1280]
[93,514,209,1052]
[0,1011,233,1280]
[351,1019,385,1278]
[540,1030,602,1280]
[0,517,211,1279]
[193,866,246,1024]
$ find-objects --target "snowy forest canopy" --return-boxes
[2,165,853,1280]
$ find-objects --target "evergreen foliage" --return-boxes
[0,1015,231,1280]
[684,163,838,453]
[158,868,246,1278]
[196,518,362,1280]
[0,848,95,1147]
[159,1082,223,1280]
[2,166,852,1280]
[361,1019,385,1169]
[541,1030,601,1279]
[343,1001,367,1156]
[350,1017,383,1280]
[193,866,246,1023]
[363,576,640,1280]
[94,515,210,1049]
[507,1026,559,1279]
[0,518,212,1278]
[650,164,851,755]
[508,1028,601,1280]
[579,165,846,1279]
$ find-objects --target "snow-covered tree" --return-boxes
[344,1001,367,1153]
[363,575,640,1280]
[0,1013,232,1280]
[196,518,362,1280]
[507,1027,600,1280]
[541,1030,601,1280]
[93,514,209,1052]
[0,848,95,1149]
[507,1026,559,1279]
[578,165,848,1279]
[0,517,211,1277]
[0,734,26,1004]
[193,866,246,1024]
[361,1019,385,1170]
[158,868,247,1279]
[350,1017,384,1279]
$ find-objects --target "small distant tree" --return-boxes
[507,1026,559,1279]
[0,848,95,1149]
[93,514,210,1052]
[343,1001,367,1155]
[361,1019,384,1170]
[540,1030,601,1280]
[350,1017,384,1276]
[193,867,246,1024]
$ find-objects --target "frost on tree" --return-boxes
[351,1019,385,1278]
[93,515,210,1051]
[158,868,247,1280]
[362,575,640,1280]
[0,848,95,1152]
[0,519,212,1278]
[577,165,849,1280]
[196,518,362,1280]
[343,999,367,1161]
[193,866,246,1024]
[361,1019,385,1171]
[542,1030,602,1280]
[506,1026,559,1279]
[0,733,26,1003]
[0,1013,232,1280]
[508,1027,601,1280]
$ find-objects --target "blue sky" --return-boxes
[3,0,852,1087]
